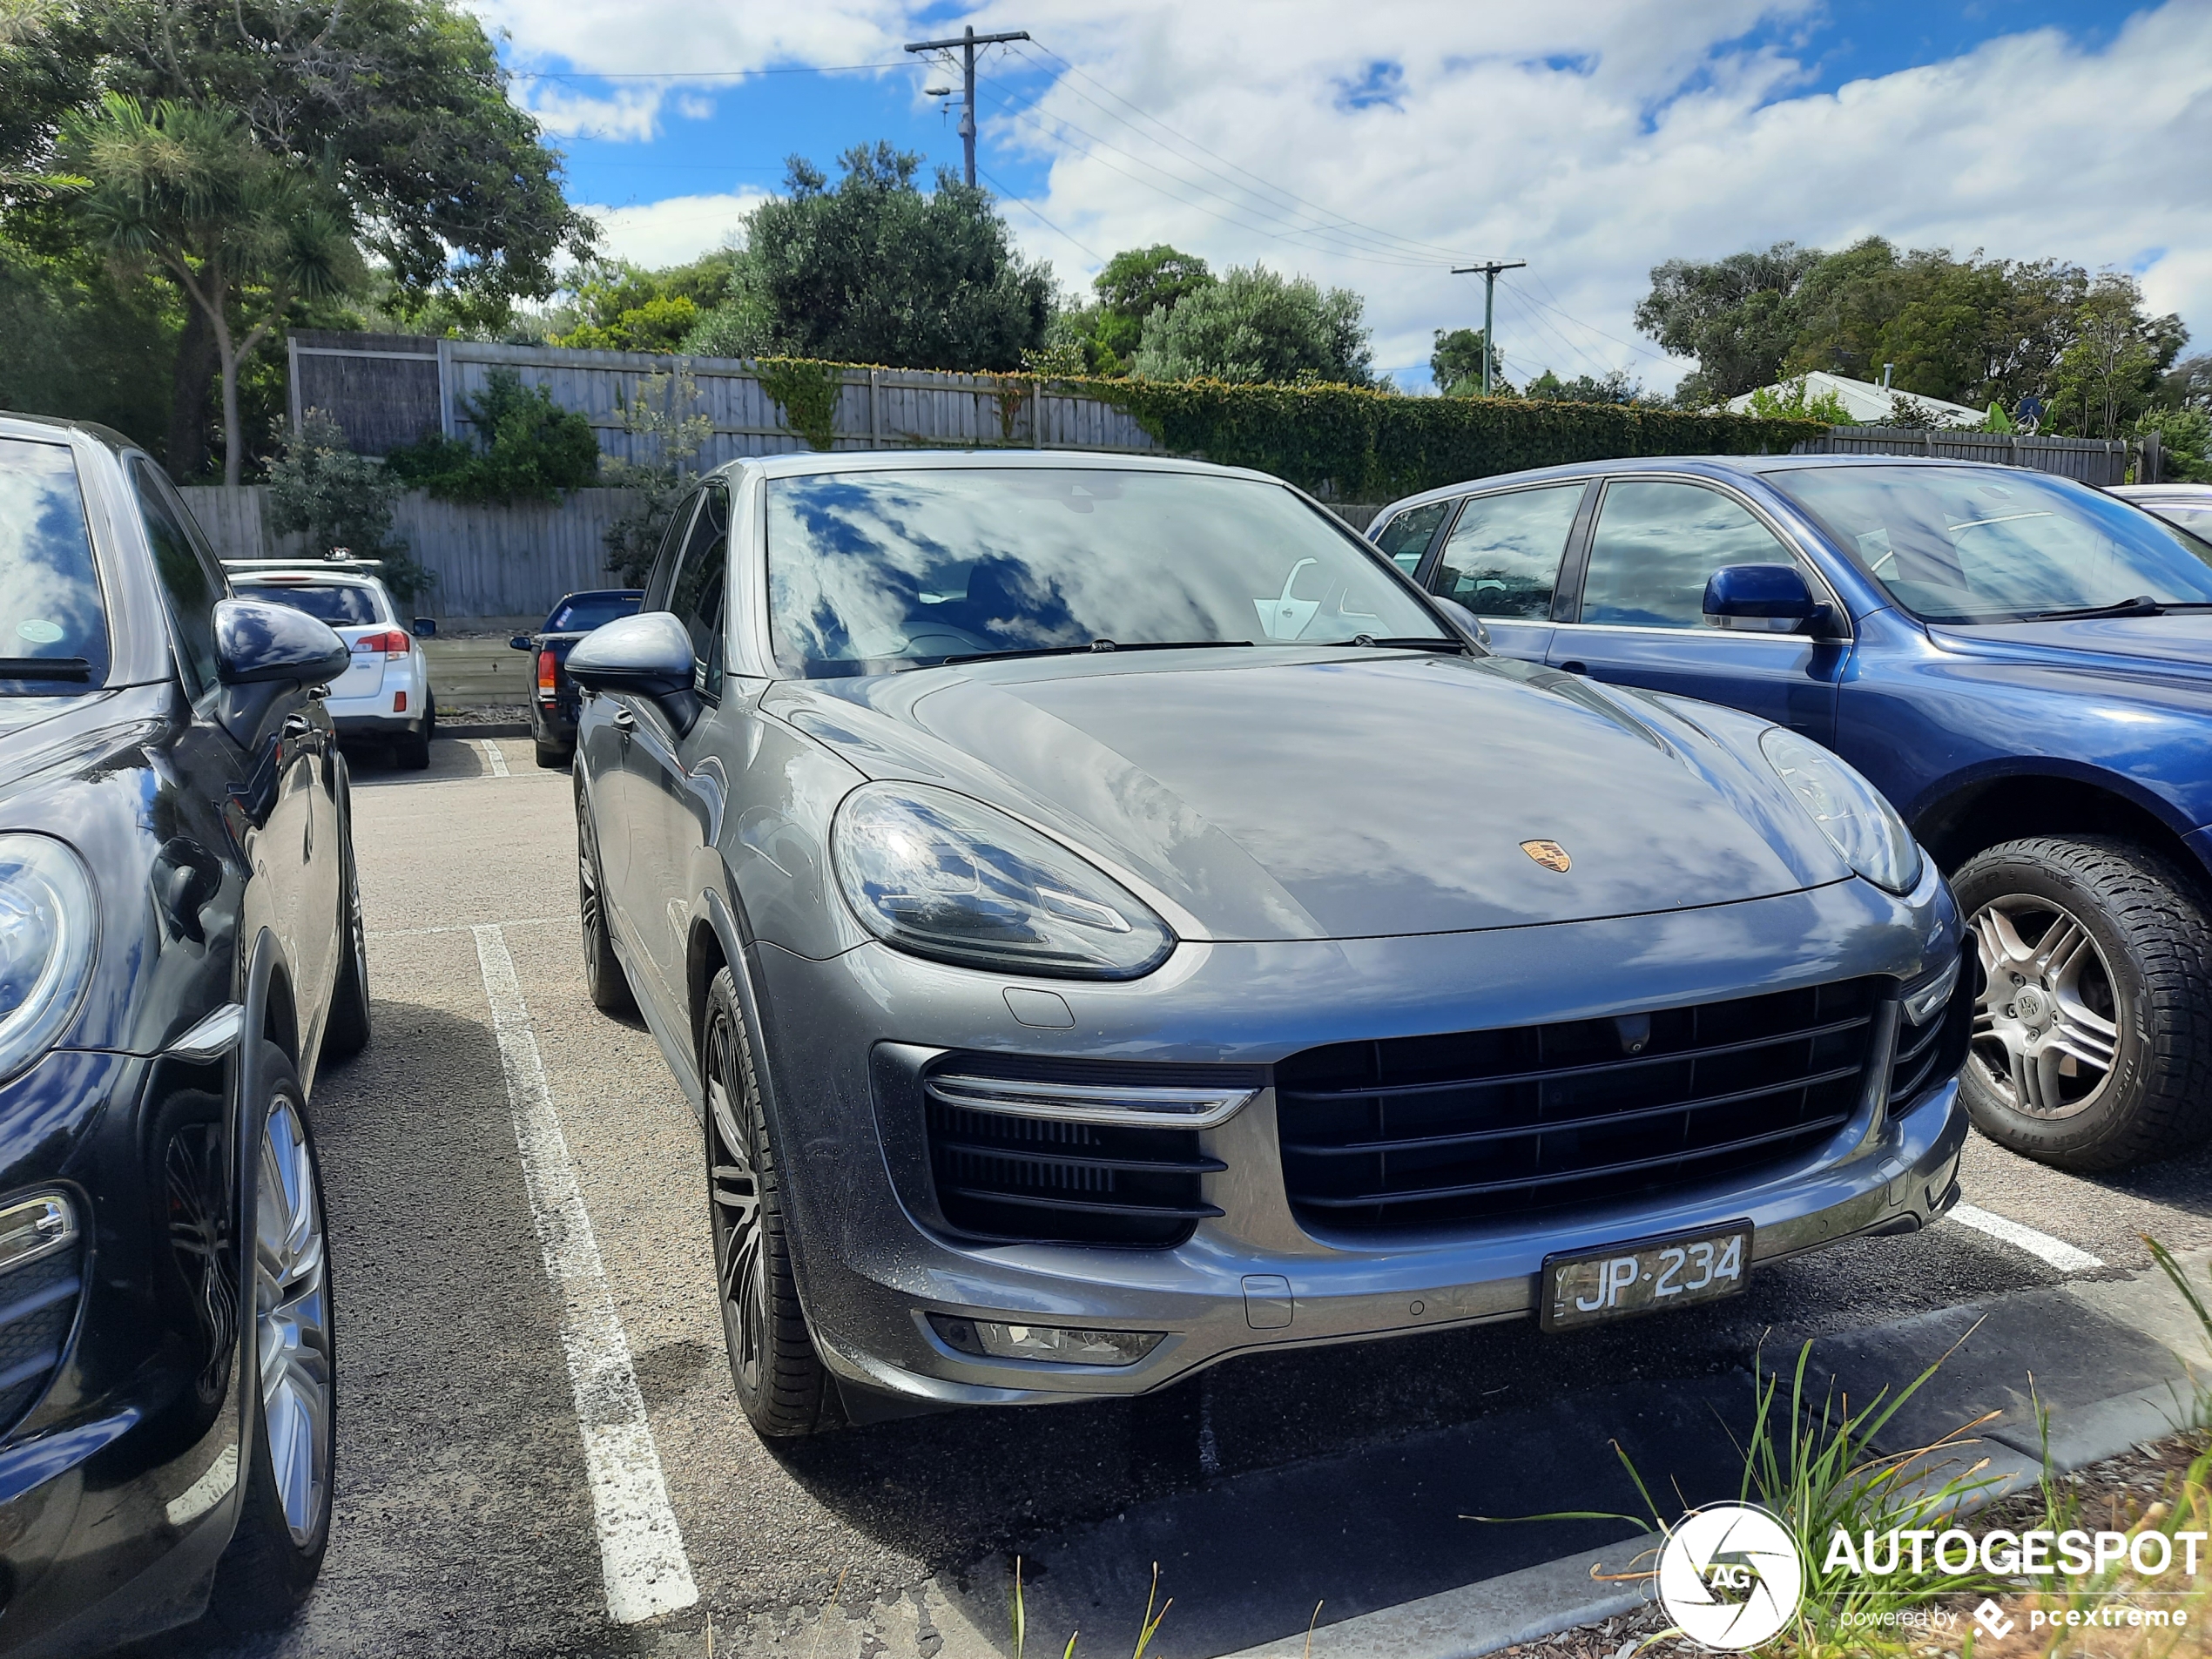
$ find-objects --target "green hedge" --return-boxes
[1086,378,1829,501]
[740,358,1827,500]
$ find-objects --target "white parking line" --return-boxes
[471,924,698,1624]
[1949,1203,2105,1272]
[479,738,511,778]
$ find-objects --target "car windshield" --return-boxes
[548,593,641,631]
[0,436,108,690]
[766,468,1446,676]
[1769,464,2212,624]
[235,581,387,626]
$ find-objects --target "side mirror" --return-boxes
[414,617,438,638]
[1703,564,1823,633]
[214,598,350,686]
[508,634,533,651]
[1429,595,1492,650]
[568,610,700,732]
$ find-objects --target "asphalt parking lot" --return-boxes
[171,734,2212,1659]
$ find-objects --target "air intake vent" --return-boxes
[923,1094,1224,1248]
[1276,979,1883,1233]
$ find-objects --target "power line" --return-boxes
[977,82,1442,269]
[1451,260,1524,395]
[977,165,1106,263]
[1018,42,1479,267]
[509,60,906,81]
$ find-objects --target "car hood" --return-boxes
[1928,613,2212,685]
[765,650,1850,941]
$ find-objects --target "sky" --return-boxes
[464,0,2212,394]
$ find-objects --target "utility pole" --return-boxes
[1450,260,1526,395]
[904,24,1030,187]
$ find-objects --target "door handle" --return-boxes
[612,708,636,733]
[282,712,314,736]
[1558,660,1588,675]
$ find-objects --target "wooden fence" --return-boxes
[287,332,1161,467]
[1792,426,2131,484]
[181,485,644,621]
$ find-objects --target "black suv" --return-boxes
[0,415,359,1652]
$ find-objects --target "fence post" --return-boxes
[869,369,881,449]
[286,336,302,435]
[435,338,455,438]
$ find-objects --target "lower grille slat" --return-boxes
[1278,978,1885,1232]
[926,1094,1218,1247]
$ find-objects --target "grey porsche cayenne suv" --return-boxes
[568,451,1972,1437]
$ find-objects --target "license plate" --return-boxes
[1540,1224,1752,1332]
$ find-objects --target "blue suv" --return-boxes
[1372,456,2212,1172]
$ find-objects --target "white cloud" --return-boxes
[579,192,770,266]
[480,0,2212,388]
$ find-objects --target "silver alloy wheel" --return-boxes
[255,1097,332,1547]
[1968,893,2122,1120]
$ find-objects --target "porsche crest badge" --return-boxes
[1520,839,1572,873]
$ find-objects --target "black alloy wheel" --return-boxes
[1952,835,2212,1170]
[576,785,635,1015]
[702,968,837,1438]
[207,1042,335,1629]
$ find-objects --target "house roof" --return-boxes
[1724,370,1987,427]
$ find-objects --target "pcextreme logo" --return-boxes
[1656,1504,1805,1649]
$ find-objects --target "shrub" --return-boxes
[601,371,711,584]
[386,368,601,503]
[264,411,435,605]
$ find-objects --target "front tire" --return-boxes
[1953,835,2212,1170]
[703,968,838,1438]
[577,782,635,1015]
[321,810,370,1062]
[207,1043,335,1629]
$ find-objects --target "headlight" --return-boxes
[1758,727,1923,895]
[832,784,1174,979]
[0,835,98,1082]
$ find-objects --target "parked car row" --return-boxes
[3,406,2203,1648]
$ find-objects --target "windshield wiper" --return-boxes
[1327,634,1468,652]
[940,638,1256,665]
[2016,596,2164,621]
[0,657,91,681]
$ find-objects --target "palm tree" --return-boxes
[57,94,361,485]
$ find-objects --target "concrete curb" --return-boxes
[438,723,532,738]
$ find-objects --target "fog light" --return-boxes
[929,1313,1163,1367]
[1902,954,1961,1025]
[0,1193,75,1274]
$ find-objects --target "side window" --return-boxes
[131,460,225,693]
[644,492,701,613]
[1372,500,1449,573]
[1579,481,1797,629]
[1433,484,1586,619]
[668,483,728,698]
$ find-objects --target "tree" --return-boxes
[59,95,361,485]
[716,144,1053,371]
[0,229,177,447]
[3,0,591,473]
[1743,375,1851,424]
[1523,368,1646,406]
[1131,264,1373,386]
[2051,273,2184,439]
[1633,241,1825,405]
[1090,244,1212,362]
[1430,327,1505,396]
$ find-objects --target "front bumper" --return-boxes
[740,867,1969,1410]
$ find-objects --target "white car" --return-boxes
[2112,483,2212,540]
[223,560,436,767]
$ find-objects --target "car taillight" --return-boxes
[353,630,411,658]
[538,649,557,698]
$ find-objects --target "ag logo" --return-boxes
[1656,1504,1803,1649]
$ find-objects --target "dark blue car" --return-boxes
[1372,456,2212,1172]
